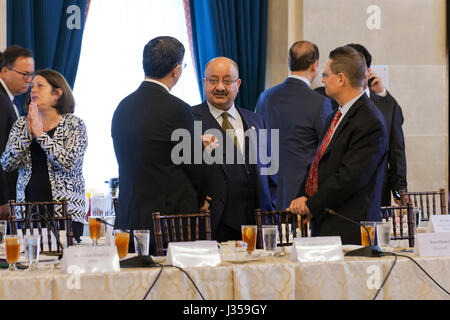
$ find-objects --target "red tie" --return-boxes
[305,110,343,197]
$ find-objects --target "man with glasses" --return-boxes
[192,57,277,242]
[255,41,333,211]
[289,46,388,245]
[0,45,35,219]
[111,37,208,255]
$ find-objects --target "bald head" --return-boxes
[203,57,241,111]
[288,41,319,72]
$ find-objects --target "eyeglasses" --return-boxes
[181,63,187,69]
[322,72,329,79]
[7,66,34,80]
[205,78,239,86]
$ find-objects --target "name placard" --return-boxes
[427,215,450,233]
[166,241,221,268]
[414,232,450,257]
[61,246,120,274]
[291,237,344,262]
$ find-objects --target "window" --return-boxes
[74,0,201,192]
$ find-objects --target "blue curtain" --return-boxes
[7,0,88,89]
[190,0,268,111]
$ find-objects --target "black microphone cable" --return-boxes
[372,252,398,300]
[142,264,206,300]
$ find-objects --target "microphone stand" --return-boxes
[325,208,385,257]
[95,218,158,268]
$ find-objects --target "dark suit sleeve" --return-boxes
[172,104,207,208]
[314,98,334,141]
[0,97,13,205]
[385,91,407,194]
[306,115,388,219]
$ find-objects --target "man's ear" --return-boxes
[172,64,181,78]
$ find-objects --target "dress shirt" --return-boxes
[0,78,19,118]
[144,78,170,92]
[206,101,244,152]
[288,74,311,87]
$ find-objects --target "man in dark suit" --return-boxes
[111,37,207,253]
[0,46,34,219]
[192,57,277,242]
[289,46,388,245]
[315,43,408,206]
[255,41,333,210]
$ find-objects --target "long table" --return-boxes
[0,248,449,300]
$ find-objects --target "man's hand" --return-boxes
[202,134,220,154]
[200,196,212,212]
[287,196,312,224]
[368,69,384,94]
[0,203,10,220]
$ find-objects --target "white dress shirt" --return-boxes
[144,78,170,92]
[206,101,244,152]
[0,78,20,118]
[288,74,311,87]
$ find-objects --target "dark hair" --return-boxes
[0,45,33,71]
[347,43,372,68]
[143,36,185,78]
[329,46,367,89]
[27,69,75,114]
[288,41,319,72]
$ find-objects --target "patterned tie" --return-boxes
[221,112,240,152]
[305,110,343,197]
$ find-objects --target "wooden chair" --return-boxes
[380,202,415,248]
[8,199,74,255]
[112,197,118,215]
[400,189,447,222]
[152,211,212,256]
[255,209,308,249]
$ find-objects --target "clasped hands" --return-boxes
[287,196,312,225]
[27,102,44,138]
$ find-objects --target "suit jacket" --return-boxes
[0,81,18,205]
[111,81,207,235]
[299,93,388,245]
[191,102,277,238]
[255,78,333,210]
[315,86,407,205]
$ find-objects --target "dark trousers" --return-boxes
[215,223,242,243]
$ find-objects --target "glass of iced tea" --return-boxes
[241,225,257,254]
[5,235,21,271]
[114,230,130,259]
[360,221,376,247]
[89,217,101,246]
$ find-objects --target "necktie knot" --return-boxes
[221,112,229,120]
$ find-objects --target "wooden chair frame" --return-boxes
[400,188,447,222]
[8,199,73,254]
[380,202,415,248]
[152,211,212,256]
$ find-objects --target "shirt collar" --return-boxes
[144,78,170,92]
[0,78,14,102]
[340,90,366,114]
[364,86,371,98]
[288,75,311,87]
[206,101,238,120]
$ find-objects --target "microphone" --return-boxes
[95,218,158,268]
[325,208,385,257]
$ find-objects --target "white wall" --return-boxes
[0,0,6,51]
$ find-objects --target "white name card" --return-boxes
[414,232,450,257]
[427,215,450,233]
[166,241,221,268]
[291,236,344,262]
[61,246,120,274]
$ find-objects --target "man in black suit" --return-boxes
[0,46,34,219]
[192,57,277,242]
[111,37,207,253]
[289,46,388,245]
[255,41,333,210]
[315,44,408,206]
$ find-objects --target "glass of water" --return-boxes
[262,225,278,256]
[376,220,392,248]
[133,230,150,256]
[24,234,40,271]
[0,221,7,244]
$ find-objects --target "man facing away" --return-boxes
[111,37,207,254]
[255,41,333,210]
[192,57,277,242]
[289,46,388,245]
[0,45,35,219]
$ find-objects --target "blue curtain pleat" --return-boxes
[7,0,88,89]
[190,0,268,111]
